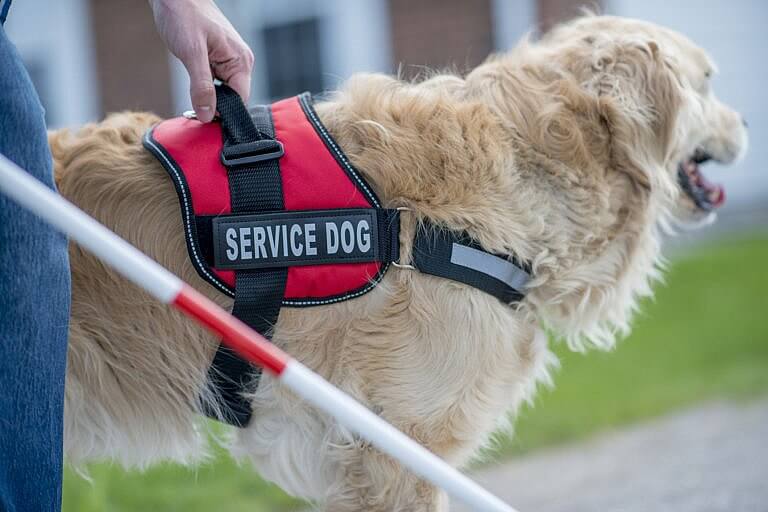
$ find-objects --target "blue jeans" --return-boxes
[0,24,71,512]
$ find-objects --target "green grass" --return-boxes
[63,441,303,512]
[63,235,768,512]
[496,234,768,457]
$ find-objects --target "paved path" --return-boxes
[456,399,768,512]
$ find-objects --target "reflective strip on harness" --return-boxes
[449,244,530,291]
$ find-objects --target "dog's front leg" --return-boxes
[323,437,449,512]
[235,395,450,511]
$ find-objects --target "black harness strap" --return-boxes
[201,84,287,427]
[411,222,531,305]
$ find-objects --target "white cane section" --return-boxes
[0,154,184,303]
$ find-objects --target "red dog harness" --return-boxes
[144,85,531,427]
[144,92,397,304]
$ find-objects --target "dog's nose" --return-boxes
[742,117,748,129]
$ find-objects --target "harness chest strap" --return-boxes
[143,85,532,428]
[203,91,287,425]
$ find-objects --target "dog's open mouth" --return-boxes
[678,149,725,211]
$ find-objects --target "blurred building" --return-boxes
[3,0,766,209]
[1,0,598,124]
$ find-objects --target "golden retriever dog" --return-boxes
[50,15,747,511]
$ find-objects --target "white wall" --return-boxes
[606,0,768,209]
[492,0,537,51]
[4,0,99,128]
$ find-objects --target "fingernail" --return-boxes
[196,106,213,122]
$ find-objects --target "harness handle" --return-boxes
[215,83,266,143]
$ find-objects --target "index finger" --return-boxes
[223,70,251,104]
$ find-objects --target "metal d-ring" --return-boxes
[182,110,220,121]
[392,207,416,270]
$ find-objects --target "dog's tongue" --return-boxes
[711,184,725,207]
[699,172,726,207]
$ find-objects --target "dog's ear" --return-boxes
[583,37,683,193]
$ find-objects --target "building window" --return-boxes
[262,18,324,100]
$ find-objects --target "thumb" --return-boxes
[184,49,216,123]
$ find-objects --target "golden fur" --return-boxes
[50,16,747,511]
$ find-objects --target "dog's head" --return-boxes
[541,15,748,226]
[464,15,747,349]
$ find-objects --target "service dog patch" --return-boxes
[213,209,380,269]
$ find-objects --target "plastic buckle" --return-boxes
[220,139,285,167]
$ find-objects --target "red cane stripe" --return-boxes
[172,284,289,375]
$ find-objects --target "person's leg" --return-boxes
[0,24,71,512]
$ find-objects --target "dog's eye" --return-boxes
[704,70,712,80]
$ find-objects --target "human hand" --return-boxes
[149,0,254,122]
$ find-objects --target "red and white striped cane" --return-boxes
[0,153,517,512]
